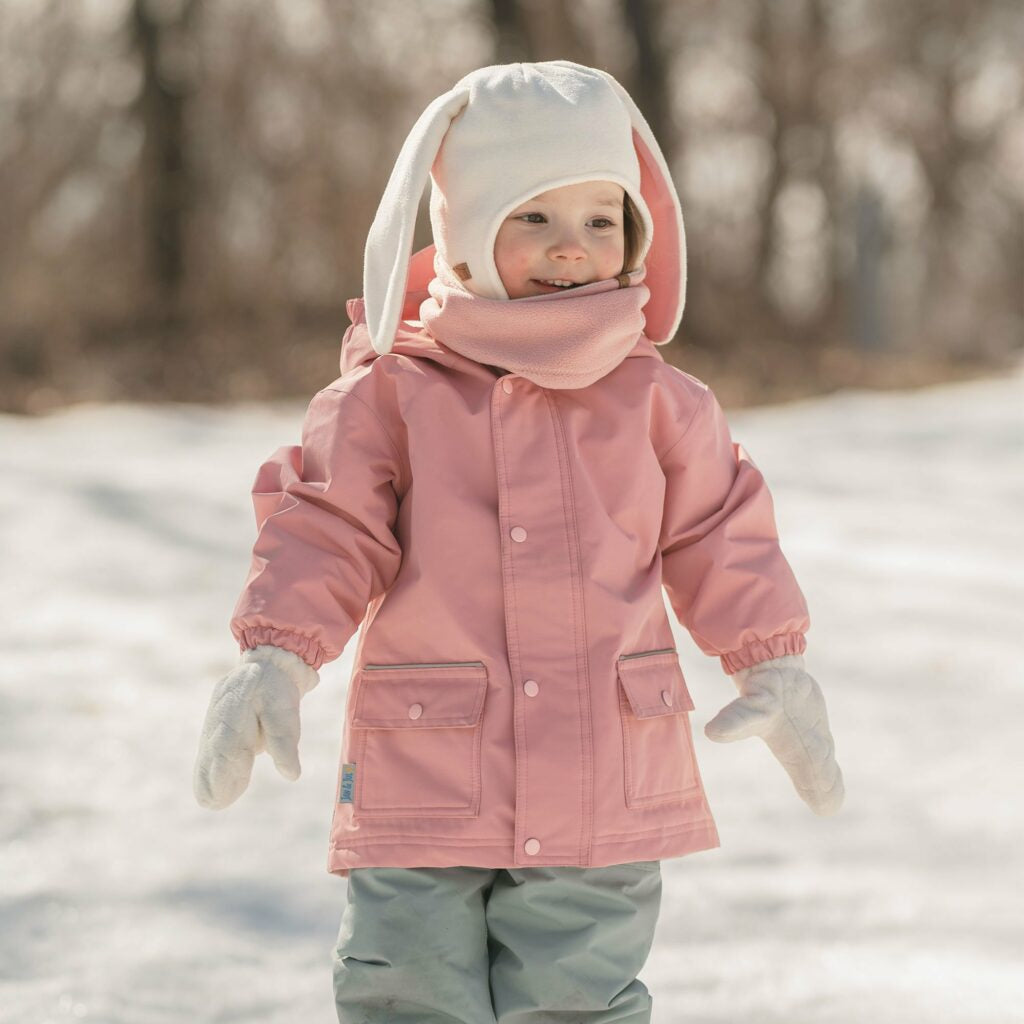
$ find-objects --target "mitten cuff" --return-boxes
[241,644,320,695]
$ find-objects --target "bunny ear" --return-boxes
[363,87,470,355]
[595,73,686,344]
[631,127,686,344]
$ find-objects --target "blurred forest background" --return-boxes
[1,0,1022,414]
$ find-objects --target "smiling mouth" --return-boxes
[533,279,584,290]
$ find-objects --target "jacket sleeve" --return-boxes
[659,386,810,675]
[229,384,405,670]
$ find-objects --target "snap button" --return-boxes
[502,379,513,394]
[524,838,541,856]
[661,690,672,707]
[510,526,527,542]
[408,703,423,719]
[523,679,539,697]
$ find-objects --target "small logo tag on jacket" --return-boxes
[339,763,356,803]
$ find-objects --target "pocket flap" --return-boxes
[617,651,694,718]
[352,663,488,729]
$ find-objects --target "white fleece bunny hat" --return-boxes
[363,60,687,356]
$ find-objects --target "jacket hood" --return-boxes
[341,244,664,381]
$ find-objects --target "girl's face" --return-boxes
[493,180,626,299]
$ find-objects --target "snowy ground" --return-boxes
[1,368,1022,1023]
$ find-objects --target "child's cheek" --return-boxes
[601,237,626,276]
[501,246,533,284]
[515,248,536,276]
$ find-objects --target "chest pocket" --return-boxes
[617,649,701,808]
[348,662,488,818]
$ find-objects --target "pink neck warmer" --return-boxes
[418,262,650,390]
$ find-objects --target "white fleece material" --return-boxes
[193,645,319,811]
[363,60,686,355]
[705,654,845,816]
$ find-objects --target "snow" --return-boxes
[2,370,1022,1023]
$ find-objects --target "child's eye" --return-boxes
[516,214,616,228]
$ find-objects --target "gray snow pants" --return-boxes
[332,861,662,1023]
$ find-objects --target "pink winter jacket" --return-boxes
[230,296,810,877]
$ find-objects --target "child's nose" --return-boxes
[547,232,587,260]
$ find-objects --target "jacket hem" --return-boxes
[326,818,720,878]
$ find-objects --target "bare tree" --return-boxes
[0,0,1020,413]
[130,0,200,325]
[620,0,674,156]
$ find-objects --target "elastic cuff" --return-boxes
[719,632,807,675]
[237,627,328,672]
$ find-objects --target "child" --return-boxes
[194,60,844,1023]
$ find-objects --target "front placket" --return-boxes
[490,375,595,868]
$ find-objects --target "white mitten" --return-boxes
[193,645,319,810]
[705,654,844,816]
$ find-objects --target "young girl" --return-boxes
[194,60,844,1023]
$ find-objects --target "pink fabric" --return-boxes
[419,259,650,389]
[631,127,685,343]
[230,284,809,877]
